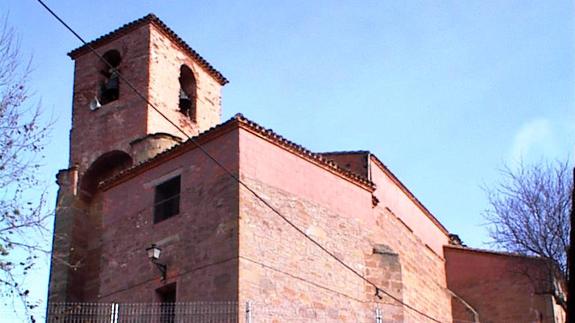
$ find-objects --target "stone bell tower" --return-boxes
[48,14,228,302]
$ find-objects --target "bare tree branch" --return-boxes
[0,17,52,323]
[483,159,572,279]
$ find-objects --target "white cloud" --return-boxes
[508,118,553,163]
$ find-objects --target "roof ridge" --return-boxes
[369,154,449,235]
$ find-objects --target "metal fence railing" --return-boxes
[47,302,239,323]
[47,301,388,322]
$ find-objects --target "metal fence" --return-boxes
[47,302,239,323]
[47,301,386,323]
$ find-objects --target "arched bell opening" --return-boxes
[178,65,197,121]
[98,49,122,105]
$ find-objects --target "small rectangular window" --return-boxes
[156,283,176,323]
[154,176,181,223]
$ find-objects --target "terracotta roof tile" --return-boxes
[320,150,370,155]
[234,115,374,188]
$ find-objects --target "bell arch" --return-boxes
[178,64,197,121]
[98,49,122,105]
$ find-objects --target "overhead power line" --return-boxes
[34,1,444,322]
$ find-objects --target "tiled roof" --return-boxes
[320,150,370,155]
[444,245,545,260]
[236,115,375,189]
[319,151,370,178]
[100,114,375,190]
[68,13,228,85]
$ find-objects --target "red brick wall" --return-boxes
[97,129,240,302]
[53,21,227,303]
[70,24,151,172]
[70,22,223,175]
[320,152,369,177]
[147,24,222,139]
[445,246,559,323]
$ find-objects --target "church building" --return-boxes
[47,14,565,322]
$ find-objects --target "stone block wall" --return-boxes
[445,246,562,323]
[369,159,452,322]
[238,128,452,322]
[48,167,78,302]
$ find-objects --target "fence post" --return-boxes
[375,305,382,323]
[110,303,119,323]
[245,301,252,323]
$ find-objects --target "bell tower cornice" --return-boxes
[68,14,228,85]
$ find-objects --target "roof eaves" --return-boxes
[369,154,449,235]
[234,115,375,191]
[100,114,376,192]
[444,245,545,261]
[319,150,370,156]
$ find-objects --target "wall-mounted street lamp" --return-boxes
[146,244,167,281]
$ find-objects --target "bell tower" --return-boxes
[68,14,228,177]
[48,14,228,302]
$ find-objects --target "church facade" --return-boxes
[47,14,565,322]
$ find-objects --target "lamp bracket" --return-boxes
[152,260,167,281]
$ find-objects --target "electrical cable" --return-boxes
[35,1,444,321]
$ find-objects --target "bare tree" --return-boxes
[483,160,571,312]
[484,160,571,275]
[0,18,51,321]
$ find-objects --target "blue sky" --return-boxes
[1,0,574,320]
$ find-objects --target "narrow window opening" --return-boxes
[156,283,176,323]
[154,176,181,223]
[99,50,122,105]
[178,65,197,121]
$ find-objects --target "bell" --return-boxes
[89,97,101,110]
[106,77,119,91]
[179,89,192,114]
[179,97,192,114]
[100,72,119,103]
